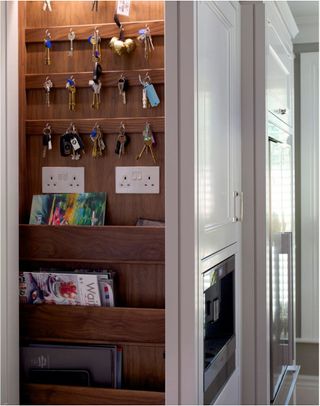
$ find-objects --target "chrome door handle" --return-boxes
[232,191,243,222]
[232,191,239,222]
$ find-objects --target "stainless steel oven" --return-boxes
[203,255,235,404]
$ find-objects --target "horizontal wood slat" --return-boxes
[20,225,165,262]
[26,69,164,89]
[20,224,165,263]
[26,20,164,43]
[25,117,164,134]
[21,384,165,405]
[20,305,165,344]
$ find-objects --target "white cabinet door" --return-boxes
[266,21,293,128]
[197,1,241,259]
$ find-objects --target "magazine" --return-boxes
[19,270,115,307]
[29,192,107,226]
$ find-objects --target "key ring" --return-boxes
[43,123,51,135]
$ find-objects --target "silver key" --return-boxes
[68,29,75,57]
[43,0,52,12]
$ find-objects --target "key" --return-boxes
[136,123,157,164]
[66,77,76,111]
[42,124,52,158]
[44,30,52,65]
[89,79,102,110]
[43,0,52,12]
[90,124,105,158]
[118,75,129,104]
[115,123,129,158]
[43,77,53,106]
[68,29,75,57]
[139,73,151,109]
[138,26,154,60]
[88,28,101,62]
[91,0,98,11]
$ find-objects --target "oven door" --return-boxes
[203,256,235,404]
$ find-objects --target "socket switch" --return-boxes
[115,166,160,194]
[42,167,85,193]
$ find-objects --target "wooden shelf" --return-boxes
[20,225,165,263]
[25,68,164,89]
[25,20,164,43]
[20,305,165,344]
[25,117,165,135]
[22,384,165,405]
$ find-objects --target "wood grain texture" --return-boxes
[19,2,28,222]
[26,68,164,89]
[20,305,165,344]
[20,225,165,262]
[26,1,164,28]
[26,20,164,42]
[21,384,165,405]
[26,117,164,133]
[122,345,165,390]
[26,37,164,75]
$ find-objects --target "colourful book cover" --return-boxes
[29,194,55,224]
[19,272,101,306]
[29,192,107,226]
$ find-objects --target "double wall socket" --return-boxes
[115,166,160,194]
[42,167,85,193]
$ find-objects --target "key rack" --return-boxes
[19,1,165,404]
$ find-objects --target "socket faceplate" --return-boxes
[115,166,160,194]
[42,167,85,193]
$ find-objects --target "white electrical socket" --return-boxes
[115,166,160,194]
[42,167,85,193]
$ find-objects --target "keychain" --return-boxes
[44,29,52,65]
[109,14,136,56]
[90,124,105,158]
[137,25,154,60]
[136,122,156,164]
[43,76,53,106]
[115,122,130,158]
[139,73,160,108]
[117,74,129,104]
[60,123,84,160]
[66,76,76,111]
[88,28,101,62]
[42,123,52,158]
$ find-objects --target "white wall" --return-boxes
[0,1,19,404]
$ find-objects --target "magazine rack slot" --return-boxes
[20,225,165,262]
[21,384,165,405]
[20,305,165,344]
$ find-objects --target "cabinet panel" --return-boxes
[267,23,293,128]
[197,2,240,259]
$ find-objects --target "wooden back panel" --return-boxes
[20,1,165,225]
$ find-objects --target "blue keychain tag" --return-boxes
[44,39,52,49]
[145,84,160,107]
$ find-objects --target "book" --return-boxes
[19,272,101,306]
[29,192,107,226]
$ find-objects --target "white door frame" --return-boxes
[0,1,19,404]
